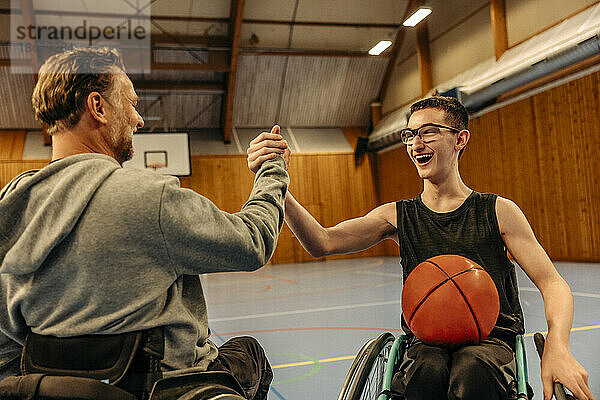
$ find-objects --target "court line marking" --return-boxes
[271,324,600,369]
[254,274,299,285]
[357,271,404,277]
[271,353,320,384]
[519,286,600,299]
[209,300,400,322]
[212,326,404,337]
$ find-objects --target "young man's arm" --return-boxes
[285,194,398,257]
[496,197,593,400]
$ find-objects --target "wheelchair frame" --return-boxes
[338,333,530,400]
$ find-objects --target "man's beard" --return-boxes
[109,115,135,164]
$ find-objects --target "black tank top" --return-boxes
[396,191,524,346]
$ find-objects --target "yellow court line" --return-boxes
[273,356,356,369]
[523,324,600,337]
[272,324,600,369]
[273,361,314,369]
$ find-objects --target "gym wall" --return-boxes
[375,69,600,262]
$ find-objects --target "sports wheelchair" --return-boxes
[338,332,571,400]
[0,328,246,400]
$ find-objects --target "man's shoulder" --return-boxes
[104,167,180,199]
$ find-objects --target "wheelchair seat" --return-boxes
[0,329,246,400]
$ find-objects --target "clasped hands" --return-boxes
[247,125,291,173]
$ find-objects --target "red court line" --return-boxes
[211,326,405,337]
[254,274,299,285]
[255,285,272,293]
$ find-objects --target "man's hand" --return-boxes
[247,125,290,173]
[541,338,593,400]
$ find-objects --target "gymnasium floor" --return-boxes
[203,257,600,400]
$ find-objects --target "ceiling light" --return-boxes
[144,116,162,121]
[369,40,393,56]
[403,7,432,27]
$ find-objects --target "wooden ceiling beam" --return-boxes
[244,19,400,28]
[150,61,230,72]
[239,48,390,57]
[133,80,224,93]
[2,8,401,29]
[222,0,245,143]
[416,21,433,96]
[0,58,32,67]
[151,34,231,48]
[378,0,421,102]
[490,0,509,60]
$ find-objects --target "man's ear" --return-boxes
[86,91,109,124]
[456,129,470,150]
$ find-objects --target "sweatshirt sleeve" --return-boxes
[0,332,21,380]
[159,156,289,275]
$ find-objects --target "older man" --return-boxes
[0,47,290,399]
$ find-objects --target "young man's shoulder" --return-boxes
[368,201,401,228]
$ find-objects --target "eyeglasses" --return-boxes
[399,123,461,145]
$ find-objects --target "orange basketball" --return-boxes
[401,254,500,346]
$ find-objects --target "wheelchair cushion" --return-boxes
[0,374,136,400]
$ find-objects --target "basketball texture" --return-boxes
[401,254,500,346]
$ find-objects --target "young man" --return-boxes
[246,97,593,400]
[0,47,290,400]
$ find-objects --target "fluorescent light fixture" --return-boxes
[369,40,392,55]
[144,116,162,121]
[403,7,432,27]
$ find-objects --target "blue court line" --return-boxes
[270,386,288,400]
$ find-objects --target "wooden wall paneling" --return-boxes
[531,85,571,260]
[497,99,542,230]
[0,68,38,129]
[0,160,49,188]
[375,146,422,205]
[341,127,364,151]
[574,73,600,259]
[533,73,600,260]
[373,147,422,257]
[0,130,27,159]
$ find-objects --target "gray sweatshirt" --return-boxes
[0,153,289,379]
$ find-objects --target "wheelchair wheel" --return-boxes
[339,332,395,400]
